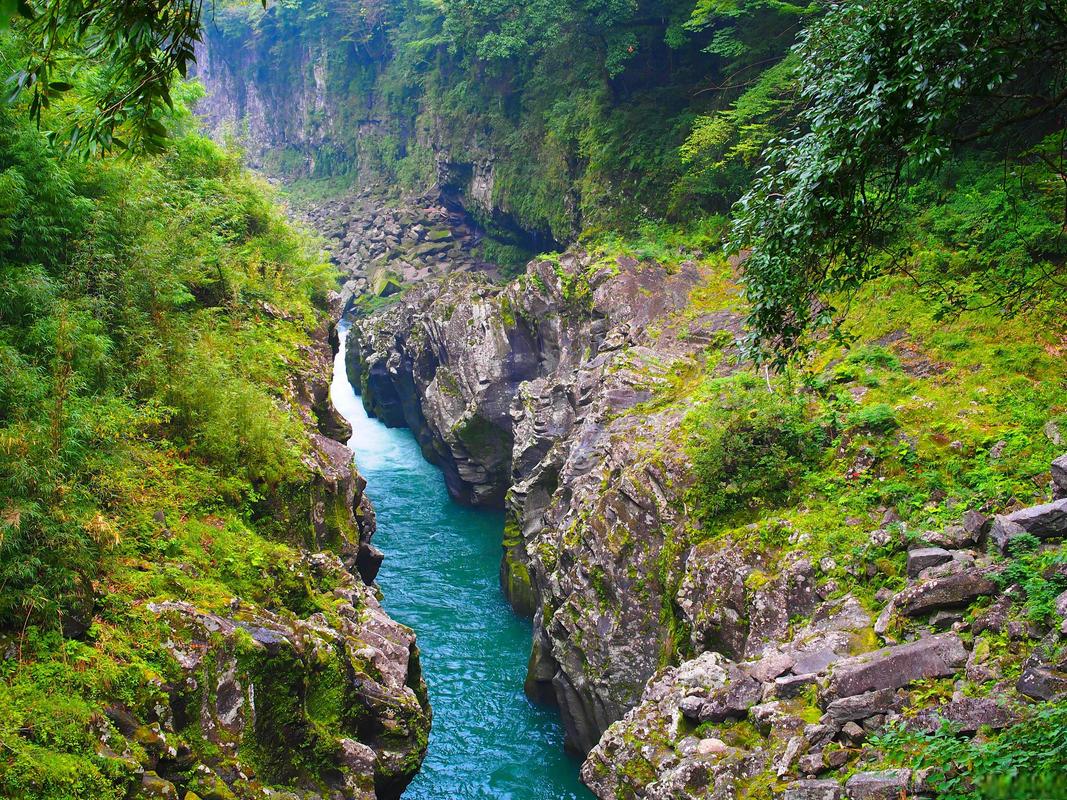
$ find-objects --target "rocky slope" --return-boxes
[298,190,497,308]
[347,252,738,753]
[82,305,431,800]
[346,249,1067,796]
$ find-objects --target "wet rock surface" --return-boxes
[86,309,431,800]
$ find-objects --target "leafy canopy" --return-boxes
[2,0,263,154]
[728,0,1067,364]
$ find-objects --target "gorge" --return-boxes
[2,2,1067,800]
[330,324,590,798]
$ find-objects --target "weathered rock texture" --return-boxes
[300,190,498,309]
[346,240,1067,797]
[349,253,733,752]
[90,302,430,800]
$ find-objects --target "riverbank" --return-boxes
[331,324,592,799]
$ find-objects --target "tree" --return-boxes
[2,1,262,154]
[728,0,1067,365]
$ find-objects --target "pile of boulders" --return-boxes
[583,453,1067,799]
[300,189,496,304]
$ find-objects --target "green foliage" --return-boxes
[873,705,1067,800]
[997,535,1067,626]
[0,75,333,632]
[3,1,264,154]
[729,0,1067,363]
[205,0,805,237]
[684,372,821,526]
[846,403,899,435]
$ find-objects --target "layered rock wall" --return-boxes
[347,249,1067,797]
[348,253,738,752]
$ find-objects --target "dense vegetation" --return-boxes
[1,0,1066,797]
[202,0,1065,354]
[0,26,367,796]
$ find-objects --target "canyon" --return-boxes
[186,3,1067,798]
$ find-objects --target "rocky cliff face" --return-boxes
[347,252,739,753]
[299,190,498,310]
[91,302,431,800]
[346,248,1067,796]
[192,4,550,251]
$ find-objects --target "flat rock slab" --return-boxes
[907,547,953,577]
[824,688,899,722]
[784,780,844,800]
[846,770,911,800]
[992,498,1067,551]
[895,570,997,616]
[827,633,968,698]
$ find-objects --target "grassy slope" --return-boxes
[0,79,368,796]
[579,162,1066,795]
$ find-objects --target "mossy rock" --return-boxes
[372,270,404,297]
[501,517,537,617]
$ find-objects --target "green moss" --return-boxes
[502,516,538,617]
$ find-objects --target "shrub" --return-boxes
[685,373,821,526]
[873,704,1067,800]
[847,403,900,435]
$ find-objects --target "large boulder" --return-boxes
[1052,454,1067,499]
[844,770,911,800]
[894,570,998,617]
[991,498,1067,551]
[826,634,968,699]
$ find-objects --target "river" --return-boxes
[330,323,593,800]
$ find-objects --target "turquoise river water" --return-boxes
[331,324,593,800]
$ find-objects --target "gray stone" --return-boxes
[909,697,1019,734]
[906,547,953,577]
[1052,454,1067,499]
[774,673,819,698]
[803,723,835,749]
[797,753,827,777]
[1047,420,1065,446]
[962,510,990,537]
[824,688,899,722]
[776,735,807,776]
[992,499,1067,552]
[742,650,795,683]
[845,770,911,800]
[895,570,997,616]
[840,721,866,745]
[1017,665,1067,701]
[784,780,844,800]
[792,648,842,676]
[827,634,968,698]
[688,672,764,722]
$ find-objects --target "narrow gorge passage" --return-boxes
[330,323,592,799]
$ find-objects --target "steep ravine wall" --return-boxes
[192,3,559,258]
[346,253,727,753]
[82,300,432,800]
[347,254,1067,799]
